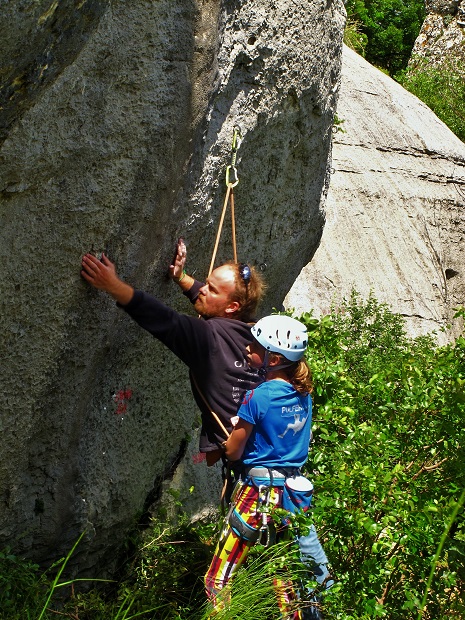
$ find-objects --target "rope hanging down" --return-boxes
[208,126,243,276]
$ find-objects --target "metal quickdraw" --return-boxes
[257,467,275,547]
[208,125,243,273]
[225,125,242,188]
[257,484,271,546]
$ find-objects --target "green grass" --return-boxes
[398,58,465,143]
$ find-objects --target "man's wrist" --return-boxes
[110,281,134,305]
[176,270,187,283]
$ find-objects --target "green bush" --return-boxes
[299,294,465,619]
[0,549,44,618]
[398,59,465,143]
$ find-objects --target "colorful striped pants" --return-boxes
[205,482,303,619]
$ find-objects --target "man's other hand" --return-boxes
[81,253,134,305]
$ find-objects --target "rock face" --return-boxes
[285,46,465,344]
[410,0,465,67]
[0,1,345,576]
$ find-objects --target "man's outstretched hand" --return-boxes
[81,253,134,305]
[169,238,194,292]
[169,238,187,281]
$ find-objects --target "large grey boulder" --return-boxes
[0,1,345,576]
[285,45,465,344]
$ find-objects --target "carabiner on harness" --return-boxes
[257,483,273,547]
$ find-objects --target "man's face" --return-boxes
[194,265,240,318]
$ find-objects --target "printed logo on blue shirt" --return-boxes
[278,404,308,438]
[281,405,304,414]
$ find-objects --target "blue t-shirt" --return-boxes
[238,380,312,468]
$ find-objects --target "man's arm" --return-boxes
[81,251,212,366]
[81,253,134,305]
[121,289,213,367]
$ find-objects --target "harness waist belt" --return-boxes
[246,466,288,479]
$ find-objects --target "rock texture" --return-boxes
[285,46,465,344]
[410,0,465,67]
[0,1,345,576]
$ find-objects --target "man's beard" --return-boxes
[194,297,208,317]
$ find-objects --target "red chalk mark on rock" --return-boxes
[192,452,206,464]
[113,388,133,415]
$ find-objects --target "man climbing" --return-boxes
[81,241,332,618]
[81,243,264,466]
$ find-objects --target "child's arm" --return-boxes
[224,419,254,461]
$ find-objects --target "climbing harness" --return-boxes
[224,477,275,546]
[208,125,243,276]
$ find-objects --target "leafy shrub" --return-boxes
[124,517,217,617]
[55,517,217,619]
[299,293,465,618]
[2,295,465,619]
[0,549,44,618]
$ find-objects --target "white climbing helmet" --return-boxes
[251,315,308,362]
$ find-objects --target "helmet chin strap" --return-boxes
[257,350,269,378]
[258,351,296,377]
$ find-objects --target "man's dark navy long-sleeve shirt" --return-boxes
[121,289,258,452]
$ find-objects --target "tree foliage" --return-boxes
[345,0,425,75]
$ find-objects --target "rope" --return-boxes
[208,126,242,276]
[230,188,237,264]
[190,371,230,439]
[208,185,233,277]
[190,371,234,514]
[192,128,244,511]
[199,127,242,508]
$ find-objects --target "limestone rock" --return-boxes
[425,0,461,15]
[285,46,465,344]
[410,0,465,67]
[0,1,345,576]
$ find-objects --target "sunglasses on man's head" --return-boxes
[239,263,251,288]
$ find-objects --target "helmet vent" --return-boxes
[252,315,307,362]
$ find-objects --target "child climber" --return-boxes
[205,314,318,619]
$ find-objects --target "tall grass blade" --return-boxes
[37,531,85,620]
[417,488,465,619]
